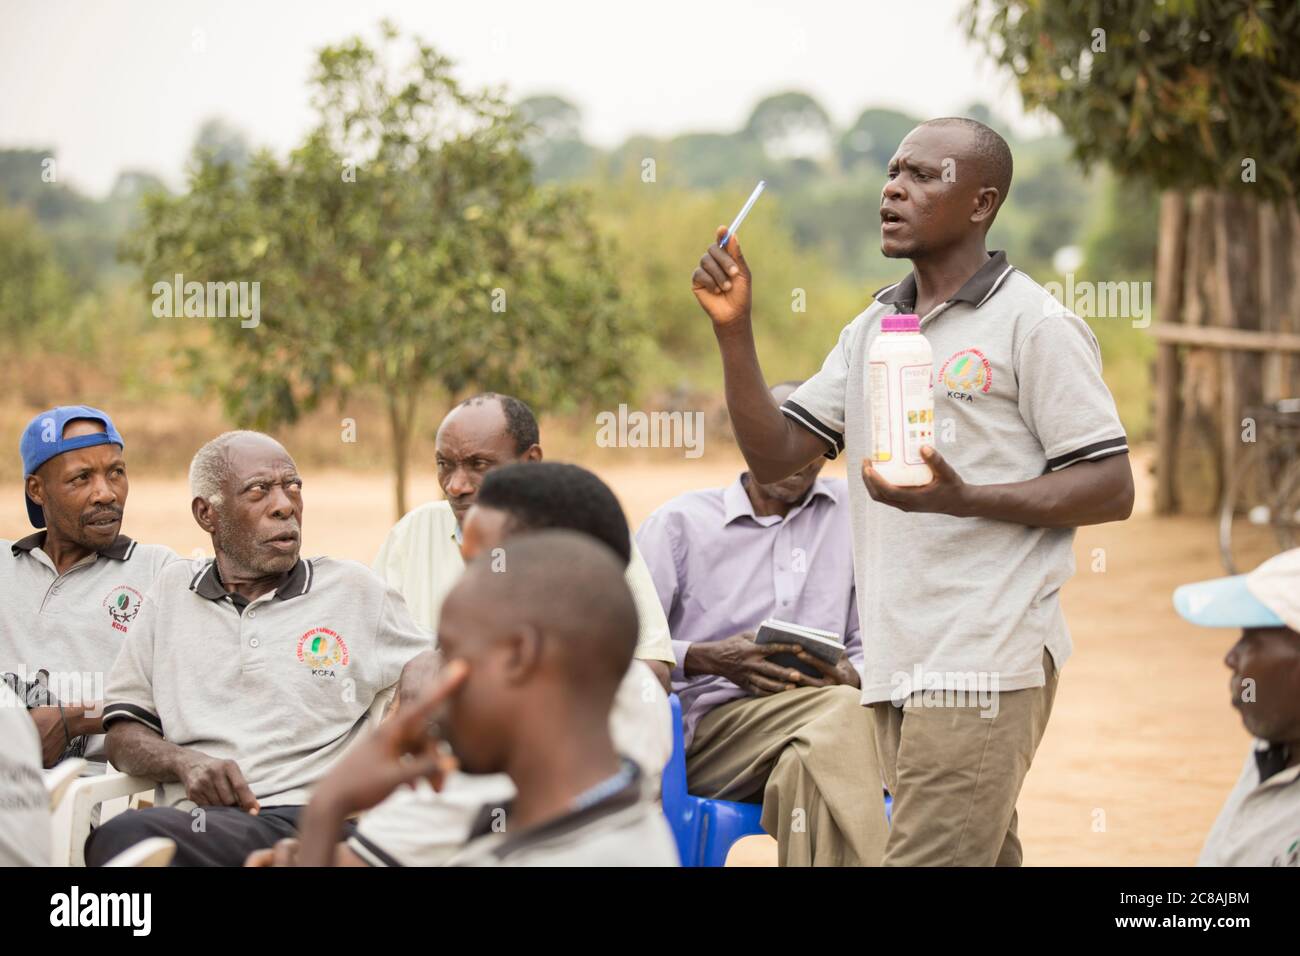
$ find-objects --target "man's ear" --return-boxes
[523,444,543,463]
[971,186,1000,227]
[25,475,45,510]
[501,624,543,685]
[192,497,218,536]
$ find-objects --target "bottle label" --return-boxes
[899,364,933,464]
[869,361,933,466]
[868,362,891,462]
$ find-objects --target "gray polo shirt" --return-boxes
[441,765,679,867]
[1199,742,1300,867]
[781,252,1128,704]
[0,533,176,764]
[102,556,429,808]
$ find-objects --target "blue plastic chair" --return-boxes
[662,694,765,866]
[661,694,895,866]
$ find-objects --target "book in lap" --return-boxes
[754,619,844,679]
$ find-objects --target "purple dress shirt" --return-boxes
[635,475,862,749]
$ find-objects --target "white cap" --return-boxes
[1173,548,1300,632]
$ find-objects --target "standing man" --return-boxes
[84,431,427,866]
[1,406,175,769]
[690,118,1133,865]
[636,381,883,866]
[373,392,676,692]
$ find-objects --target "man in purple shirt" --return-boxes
[636,382,885,866]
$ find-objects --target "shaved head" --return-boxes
[919,117,1013,214]
[453,530,636,686]
[435,530,638,773]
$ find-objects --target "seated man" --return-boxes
[295,531,680,867]
[83,431,427,867]
[636,381,884,866]
[1173,548,1300,866]
[248,462,672,867]
[374,392,676,694]
[1,406,175,770]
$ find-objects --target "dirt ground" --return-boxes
[0,448,1253,866]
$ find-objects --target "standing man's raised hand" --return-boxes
[692,226,752,327]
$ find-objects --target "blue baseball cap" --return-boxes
[20,405,125,528]
[1173,548,1300,632]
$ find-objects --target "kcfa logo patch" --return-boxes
[938,348,993,404]
[103,586,144,633]
[296,627,350,679]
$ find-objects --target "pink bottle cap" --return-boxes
[881,314,920,332]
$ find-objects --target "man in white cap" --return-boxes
[1173,548,1300,867]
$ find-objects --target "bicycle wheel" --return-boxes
[1270,458,1300,555]
[1219,444,1289,574]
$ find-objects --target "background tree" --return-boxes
[967,0,1300,513]
[516,94,596,181]
[127,23,638,518]
[743,91,834,162]
[0,205,70,352]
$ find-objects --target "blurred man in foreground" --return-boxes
[249,462,672,867]
[295,531,679,867]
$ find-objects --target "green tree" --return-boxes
[744,91,835,161]
[516,95,596,181]
[837,107,919,170]
[966,0,1300,513]
[128,24,637,518]
[0,205,71,351]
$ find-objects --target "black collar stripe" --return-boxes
[974,263,1016,308]
[873,251,1012,310]
[467,766,645,858]
[10,532,136,562]
[10,532,44,556]
[191,562,224,600]
[349,832,404,868]
[191,557,312,602]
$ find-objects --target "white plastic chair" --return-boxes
[55,688,395,866]
[44,757,87,811]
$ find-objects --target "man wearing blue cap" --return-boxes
[0,406,175,769]
[1173,549,1300,866]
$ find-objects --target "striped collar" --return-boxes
[189,557,314,602]
[873,250,1014,312]
[466,759,645,860]
[10,531,137,561]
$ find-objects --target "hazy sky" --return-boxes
[0,0,1050,197]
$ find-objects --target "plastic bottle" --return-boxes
[868,313,934,486]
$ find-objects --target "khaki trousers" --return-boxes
[686,684,886,866]
[872,649,1059,867]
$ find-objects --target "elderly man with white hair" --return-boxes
[83,431,428,867]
